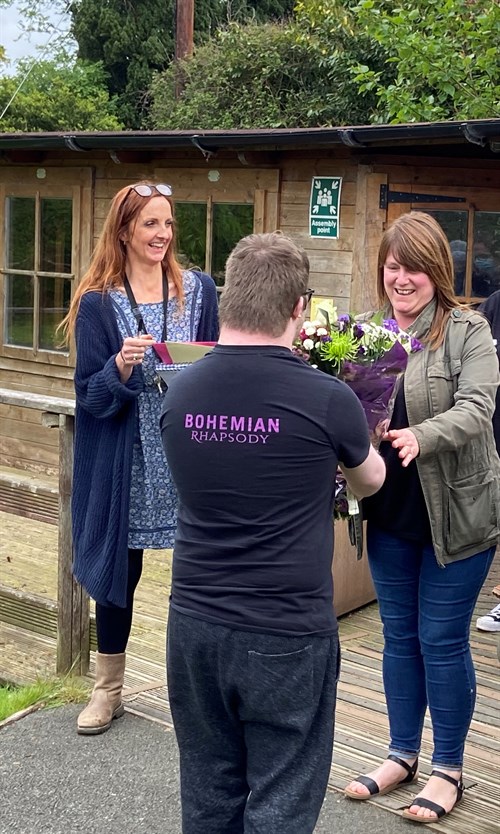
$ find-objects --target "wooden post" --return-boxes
[56,413,90,675]
[174,0,194,98]
[175,0,194,60]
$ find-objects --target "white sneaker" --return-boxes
[476,603,500,632]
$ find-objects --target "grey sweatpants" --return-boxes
[167,607,340,834]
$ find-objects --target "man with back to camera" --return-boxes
[160,232,386,834]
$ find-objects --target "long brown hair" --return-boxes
[60,181,184,341]
[377,212,463,349]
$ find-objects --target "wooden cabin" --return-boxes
[1,119,499,474]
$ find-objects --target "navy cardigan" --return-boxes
[72,272,219,607]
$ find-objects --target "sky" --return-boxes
[0,2,72,72]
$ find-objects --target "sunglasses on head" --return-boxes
[129,183,173,198]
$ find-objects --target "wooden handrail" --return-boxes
[0,387,89,676]
[0,388,75,415]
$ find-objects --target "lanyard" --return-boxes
[123,273,169,342]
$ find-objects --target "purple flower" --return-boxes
[411,337,423,352]
[353,324,365,339]
[383,318,400,333]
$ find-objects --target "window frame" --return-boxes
[386,184,500,304]
[153,166,280,286]
[0,168,93,366]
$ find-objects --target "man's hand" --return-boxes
[384,428,420,468]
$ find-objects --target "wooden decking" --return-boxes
[1,509,499,833]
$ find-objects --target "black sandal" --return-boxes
[402,770,464,823]
[344,754,419,800]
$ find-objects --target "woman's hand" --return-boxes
[116,335,154,382]
[383,428,420,468]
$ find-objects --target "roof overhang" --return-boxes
[0,119,499,155]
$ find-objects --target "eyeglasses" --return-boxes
[302,288,315,308]
[129,183,172,198]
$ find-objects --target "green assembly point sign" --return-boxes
[309,177,342,238]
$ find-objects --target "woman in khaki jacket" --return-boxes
[344,212,499,823]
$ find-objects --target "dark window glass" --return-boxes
[5,274,34,347]
[39,276,72,351]
[212,204,254,286]
[176,203,207,271]
[472,212,500,298]
[40,198,73,273]
[421,209,469,296]
[6,197,35,270]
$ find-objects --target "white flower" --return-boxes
[305,326,317,336]
[303,320,312,329]
[316,327,328,336]
[303,338,314,350]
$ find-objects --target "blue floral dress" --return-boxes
[110,271,202,549]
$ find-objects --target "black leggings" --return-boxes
[95,548,144,654]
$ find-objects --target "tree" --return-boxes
[352,0,500,122]
[0,1,296,129]
[71,0,296,127]
[148,12,388,130]
[0,58,123,132]
[68,0,174,129]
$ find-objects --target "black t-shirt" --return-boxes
[160,345,371,637]
[363,382,432,544]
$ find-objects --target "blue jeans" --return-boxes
[167,608,340,834]
[367,526,494,770]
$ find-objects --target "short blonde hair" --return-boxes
[220,232,310,336]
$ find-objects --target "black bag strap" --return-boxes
[123,273,169,341]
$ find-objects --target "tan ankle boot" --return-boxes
[77,652,126,735]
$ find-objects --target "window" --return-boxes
[386,184,500,303]
[176,201,254,286]
[154,167,279,287]
[2,194,73,353]
[422,209,500,299]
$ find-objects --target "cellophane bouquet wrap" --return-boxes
[294,310,422,544]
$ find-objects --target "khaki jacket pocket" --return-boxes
[444,477,497,555]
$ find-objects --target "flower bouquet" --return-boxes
[294,310,422,556]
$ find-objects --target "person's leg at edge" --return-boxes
[77,548,143,734]
[404,544,495,821]
[345,527,425,797]
[243,634,340,834]
[167,609,248,834]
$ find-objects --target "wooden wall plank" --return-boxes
[350,169,387,314]
[0,417,58,447]
[308,250,353,274]
[0,403,43,423]
[0,369,74,396]
[0,437,59,471]
[309,273,351,298]
[281,162,357,183]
